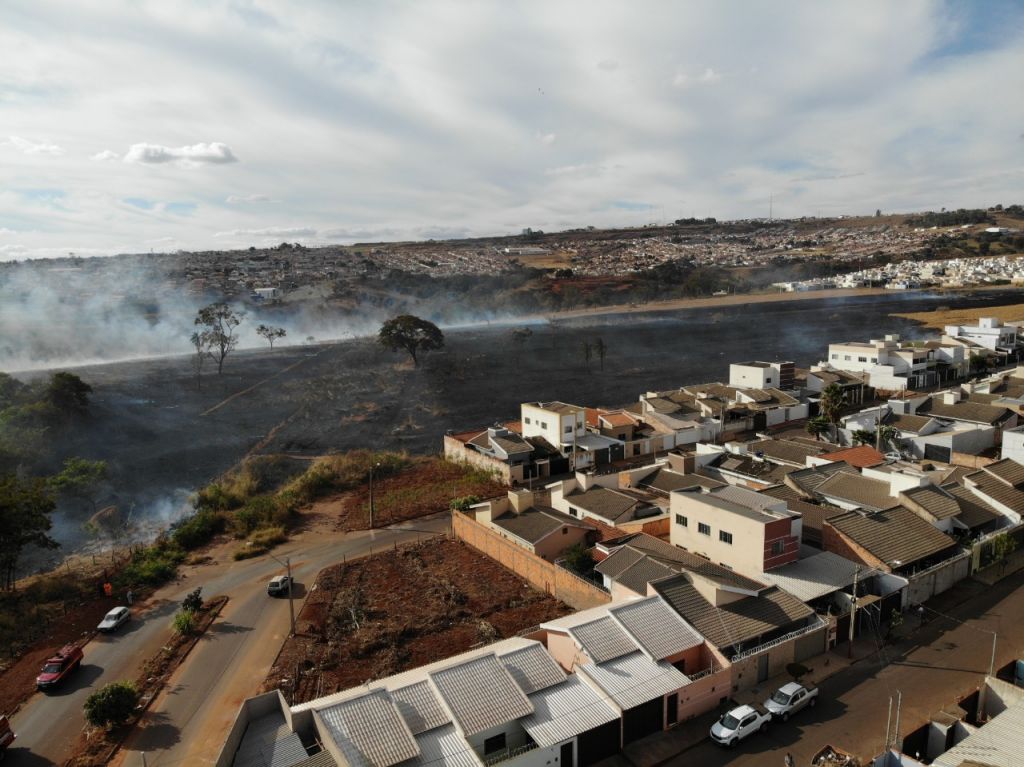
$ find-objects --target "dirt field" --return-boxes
[892,301,1024,330]
[263,538,571,703]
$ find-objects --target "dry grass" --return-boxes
[892,302,1024,330]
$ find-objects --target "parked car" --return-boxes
[764,682,819,721]
[97,606,131,633]
[0,713,15,756]
[36,644,83,691]
[267,575,293,596]
[710,703,771,747]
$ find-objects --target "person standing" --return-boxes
[784,752,795,767]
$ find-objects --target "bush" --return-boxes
[182,587,203,613]
[449,495,481,512]
[83,681,139,727]
[232,526,288,560]
[172,510,226,550]
[115,541,185,587]
[172,610,196,635]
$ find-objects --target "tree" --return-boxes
[194,302,245,375]
[991,532,1018,575]
[820,383,847,440]
[582,341,593,370]
[805,416,830,441]
[49,456,108,513]
[852,429,875,446]
[46,372,92,420]
[189,331,212,390]
[563,543,595,575]
[0,474,58,590]
[378,315,444,367]
[256,324,287,349]
[84,681,139,727]
[594,338,607,371]
[879,424,900,452]
[182,587,203,612]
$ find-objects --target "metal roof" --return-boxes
[933,698,1024,767]
[761,551,873,602]
[498,643,566,695]
[609,596,704,660]
[428,654,534,738]
[826,506,959,568]
[577,651,690,710]
[317,689,420,767]
[520,676,619,747]
[406,724,482,767]
[390,681,451,736]
[568,616,638,663]
[232,711,312,767]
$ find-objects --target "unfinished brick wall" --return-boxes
[452,512,611,610]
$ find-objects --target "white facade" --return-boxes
[944,317,1018,352]
[1002,426,1024,463]
[521,402,586,450]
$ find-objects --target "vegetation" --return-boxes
[819,384,847,440]
[991,532,1019,575]
[49,457,109,513]
[182,587,203,613]
[378,314,445,366]
[193,302,245,375]
[256,324,287,349]
[563,543,595,576]
[83,681,140,727]
[232,526,287,560]
[115,539,185,587]
[172,610,196,635]
[805,415,830,442]
[0,475,58,590]
[449,495,481,512]
[903,208,992,228]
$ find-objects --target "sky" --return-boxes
[1,0,1023,261]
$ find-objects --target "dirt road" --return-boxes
[2,514,450,767]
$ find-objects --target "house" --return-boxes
[759,484,845,549]
[549,475,664,528]
[1001,424,1024,462]
[444,425,535,485]
[669,488,801,579]
[471,490,597,561]
[521,401,624,470]
[728,361,795,390]
[822,334,967,391]
[802,367,870,406]
[944,316,1019,353]
[963,458,1024,524]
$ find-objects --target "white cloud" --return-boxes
[3,135,64,156]
[123,142,238,167]
[0,228,18,236]
[215,226,317,238]
[91,150,121,161]
[225,193,271,204]
[536,132,556,146]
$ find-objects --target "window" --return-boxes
[675,514,688,527]
[698,522,711,536]
[719,530,733,544]
[568,508,578,517]
[540,421,548,429]
[870,357,877,363]
[564,425,573,434]
[858,356,867,362]
[771,540,784,556]
[844,355,851,361]
[483,734,506,756]
[766,377,772,384]
[562,527,568,534]
[524,417,531,424]
[831,353,839,360]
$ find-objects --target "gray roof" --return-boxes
[984,458,1024,487]
[784,461,858,497]
[521,677,619,747]
[609,596,704,660]
[390,681,450,736]
[922,398,1014,425]
[429,654,534,738]
[826,506,959,568]
[945,485,1003,529]
[640,468,723,494]
[232,711,313,767]
[491,506,591,546]
[966,470,1024,513]
[565,487,642,523]
[577,651,690,709]
[933,698,1024,767]
[498,643,566,695]
[317,689,420,767]
[815,472,897,511]
[901,485,961,521]
[747,439,824,466]
[405,725,481,767]
[761,551,871,602]
[568,616,638,663]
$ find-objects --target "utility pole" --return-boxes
[848,565,860,658]
[368,461,381,529]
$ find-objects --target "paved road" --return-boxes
[664,569,1024,767]
[4,515,449,767]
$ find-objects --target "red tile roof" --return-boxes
[823,445,886,469]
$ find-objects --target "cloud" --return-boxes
[225,193,271,204]
[215,226,317,238]
[597,59,619,72]
[123,142,238,167]
[536,132,556,146]
[3,135,64,156]
[0,227,18,236]
[672,67,722,89]
[91,149,120,161]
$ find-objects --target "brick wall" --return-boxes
[443,436,518,484]
[821,523,886,571]
[452,512,611,610]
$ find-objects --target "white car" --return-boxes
[97,606,131,633]
[267,575,293,596]
[710,704,771,747]
[764,682,818,721]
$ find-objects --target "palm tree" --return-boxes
[820,383,847,441]
[805,416,830,441]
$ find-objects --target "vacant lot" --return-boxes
[892,301,1024,330]
[264,538,571,703]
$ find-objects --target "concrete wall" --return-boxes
[675,667,732,722]
[533,525,591,561]
[214,691,290,767]
[904,551,970,607]
[728,624,829,692]
[453,512,610,610]
[615,515,670,538]
[444,435,518,484]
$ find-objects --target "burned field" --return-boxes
[264,538,572,702]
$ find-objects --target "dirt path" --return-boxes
[200,349,324,416]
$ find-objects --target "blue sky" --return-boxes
[1,0,1023,260]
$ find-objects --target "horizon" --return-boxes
[2,1,1024,262]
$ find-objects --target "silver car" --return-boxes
[98,606,131,633]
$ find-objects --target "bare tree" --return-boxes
[194,302,245,375]
[190,331,211,389]
[582,341,593,370]
[256,324,287,349]
[594,337,607,371]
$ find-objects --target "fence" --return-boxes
[905,551,971,608]
[452,512,611,610]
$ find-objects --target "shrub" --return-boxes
[232,526,288,560]
[172,509,226,550]
[172,610,196,635]
[449,495,481,512]
[115,541,185,587]
[182,587,203,613]
[84,681,139,727]
[563,543,595,575]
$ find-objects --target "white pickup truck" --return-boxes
[710,703,771,747]
[763,682,819,721]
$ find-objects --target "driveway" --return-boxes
[4,514,449,767]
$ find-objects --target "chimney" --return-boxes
[942,389,961,405]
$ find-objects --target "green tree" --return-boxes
[563,543,595,575]
[173,609,196,635]
[820,383,847,440]
[805,416,830,441]
[45,372,93,420]
[49,457,108,513]
[991,532,1018,575]
[378,315,445,367]
[0,475,58,590]
[194,302,245,375]
[256,324,287,349]
[84,681,139,727]
[852,429,875,446]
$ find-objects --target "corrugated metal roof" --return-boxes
[498,643,566,695]
[569,616,638,663]
[577,651,689,710]
[317,689,420,767]
[520,677,619,747]
[390,681,450,735]
[429,654,534,738]
[826,506,958,568]
[761,551,871,602]
[609,596,704,660]
[933,698,1024,767]
[406,725,482,767]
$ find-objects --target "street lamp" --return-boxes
[268,552,296,637]
[369,461,381,529]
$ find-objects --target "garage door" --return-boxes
[623,698,663,744]
[578,721,621,767]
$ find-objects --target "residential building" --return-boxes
[521,402,623,470]
[444,425,536,485]
[549,475,664,528]
[944,316,1019,353]
[823,335,963,391]
[471,490,597,561]
[728,361,795,391]
[822,505,960,575]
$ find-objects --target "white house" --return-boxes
[944,317,1019,353]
